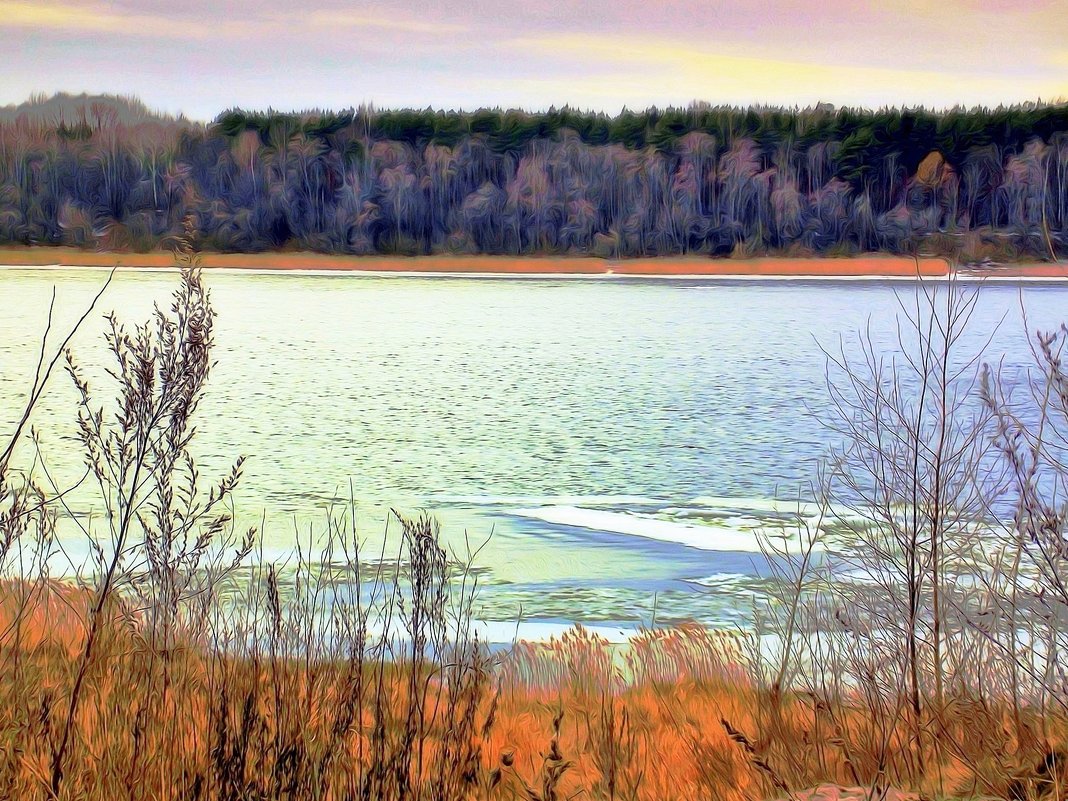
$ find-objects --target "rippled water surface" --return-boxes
[2,268,1065,639]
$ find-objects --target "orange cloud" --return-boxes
[0,0,250,39]
[0,1,145,33]
[305,10,468,35]
[505,33,1068,109]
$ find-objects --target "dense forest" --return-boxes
[2,93,1068,260]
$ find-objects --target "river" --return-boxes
[1,268,1063,641]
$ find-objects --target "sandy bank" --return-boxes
[0,247,1061,278]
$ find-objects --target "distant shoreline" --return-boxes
[0,247,1066,279]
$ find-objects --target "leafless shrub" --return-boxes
[749,270,1051,793]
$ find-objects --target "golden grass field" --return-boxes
[0,581,1062,801]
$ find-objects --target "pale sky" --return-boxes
[4,0,1067,119]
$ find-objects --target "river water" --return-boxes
[1,268,1064,641]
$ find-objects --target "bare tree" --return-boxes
[758,270,1004,787]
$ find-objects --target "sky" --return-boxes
[3,0,1068,120]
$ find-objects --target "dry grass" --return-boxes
[0,590,1064,801]
[0,246,960,276]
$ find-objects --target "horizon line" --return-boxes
[5,90,1068,127]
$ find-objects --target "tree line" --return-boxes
[2,93,1067,260]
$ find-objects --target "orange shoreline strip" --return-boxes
[0,247,1061,278]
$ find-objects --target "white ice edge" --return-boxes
[431,493,668,506]
[511,505,784,552]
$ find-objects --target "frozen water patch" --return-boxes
[511,505,769,552]
[431,493,667,507]
[687,572,757,589]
